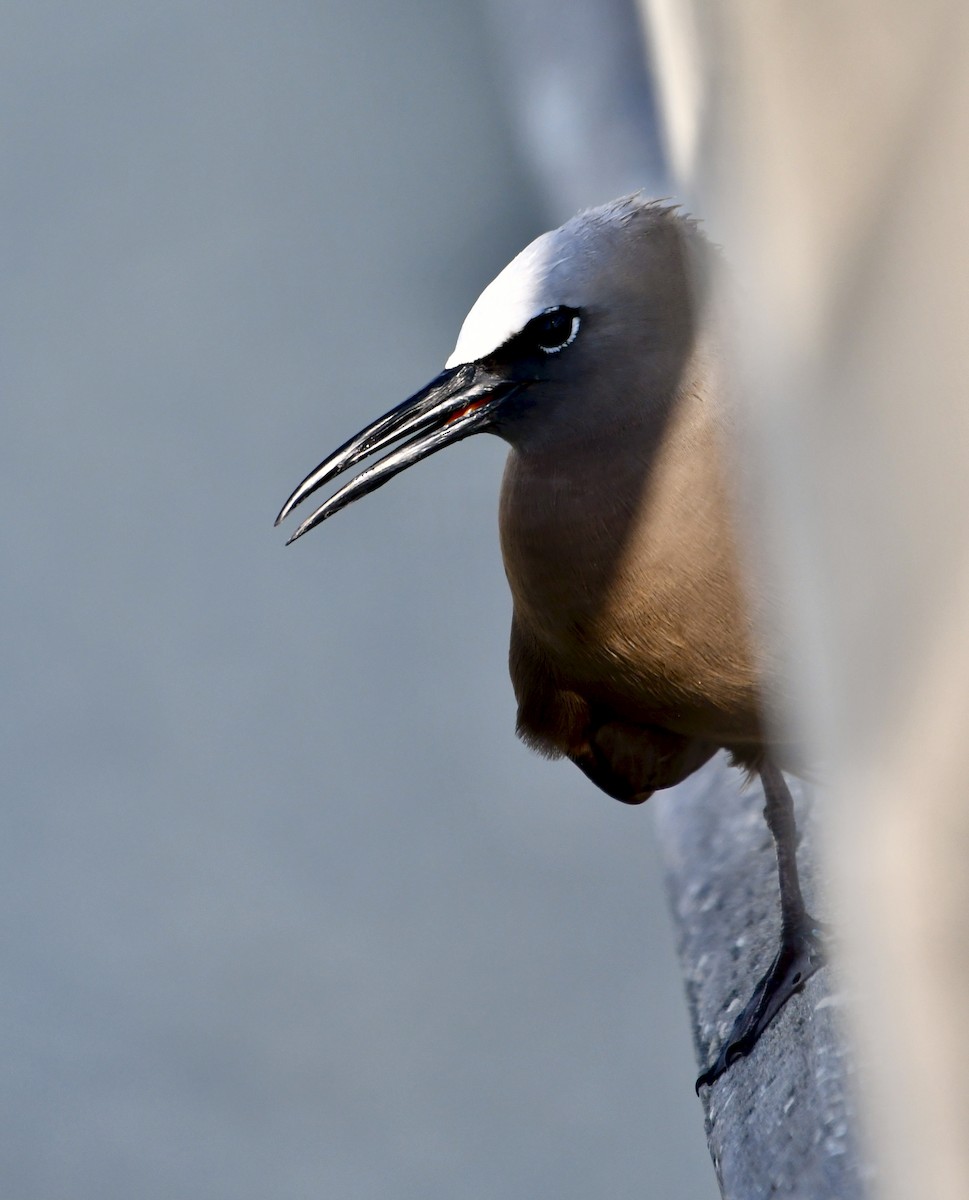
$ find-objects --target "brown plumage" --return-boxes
[275,195,823,1089]
[497,207,763,796]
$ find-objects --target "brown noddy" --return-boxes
[275,195,824,1089]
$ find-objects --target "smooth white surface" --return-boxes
[641,1,969,1195]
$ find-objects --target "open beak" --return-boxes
[275,362,522,544]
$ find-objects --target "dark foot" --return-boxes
[695,916,825,1092]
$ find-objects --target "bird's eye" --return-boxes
[525,306,581,354]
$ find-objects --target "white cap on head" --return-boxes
[444,195,670,369]
[445,226,582,369]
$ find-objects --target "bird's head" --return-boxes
[276,195,711,543]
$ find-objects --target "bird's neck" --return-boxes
[497,366,763,739]
[499,397,708,641]
[499,365,724,613]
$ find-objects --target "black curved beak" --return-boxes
[276,363,523,544]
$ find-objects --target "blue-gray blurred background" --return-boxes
[4,3,717,1195]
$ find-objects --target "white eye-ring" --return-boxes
[528,307,581,354]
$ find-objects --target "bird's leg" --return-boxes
[696,760,826,1090]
